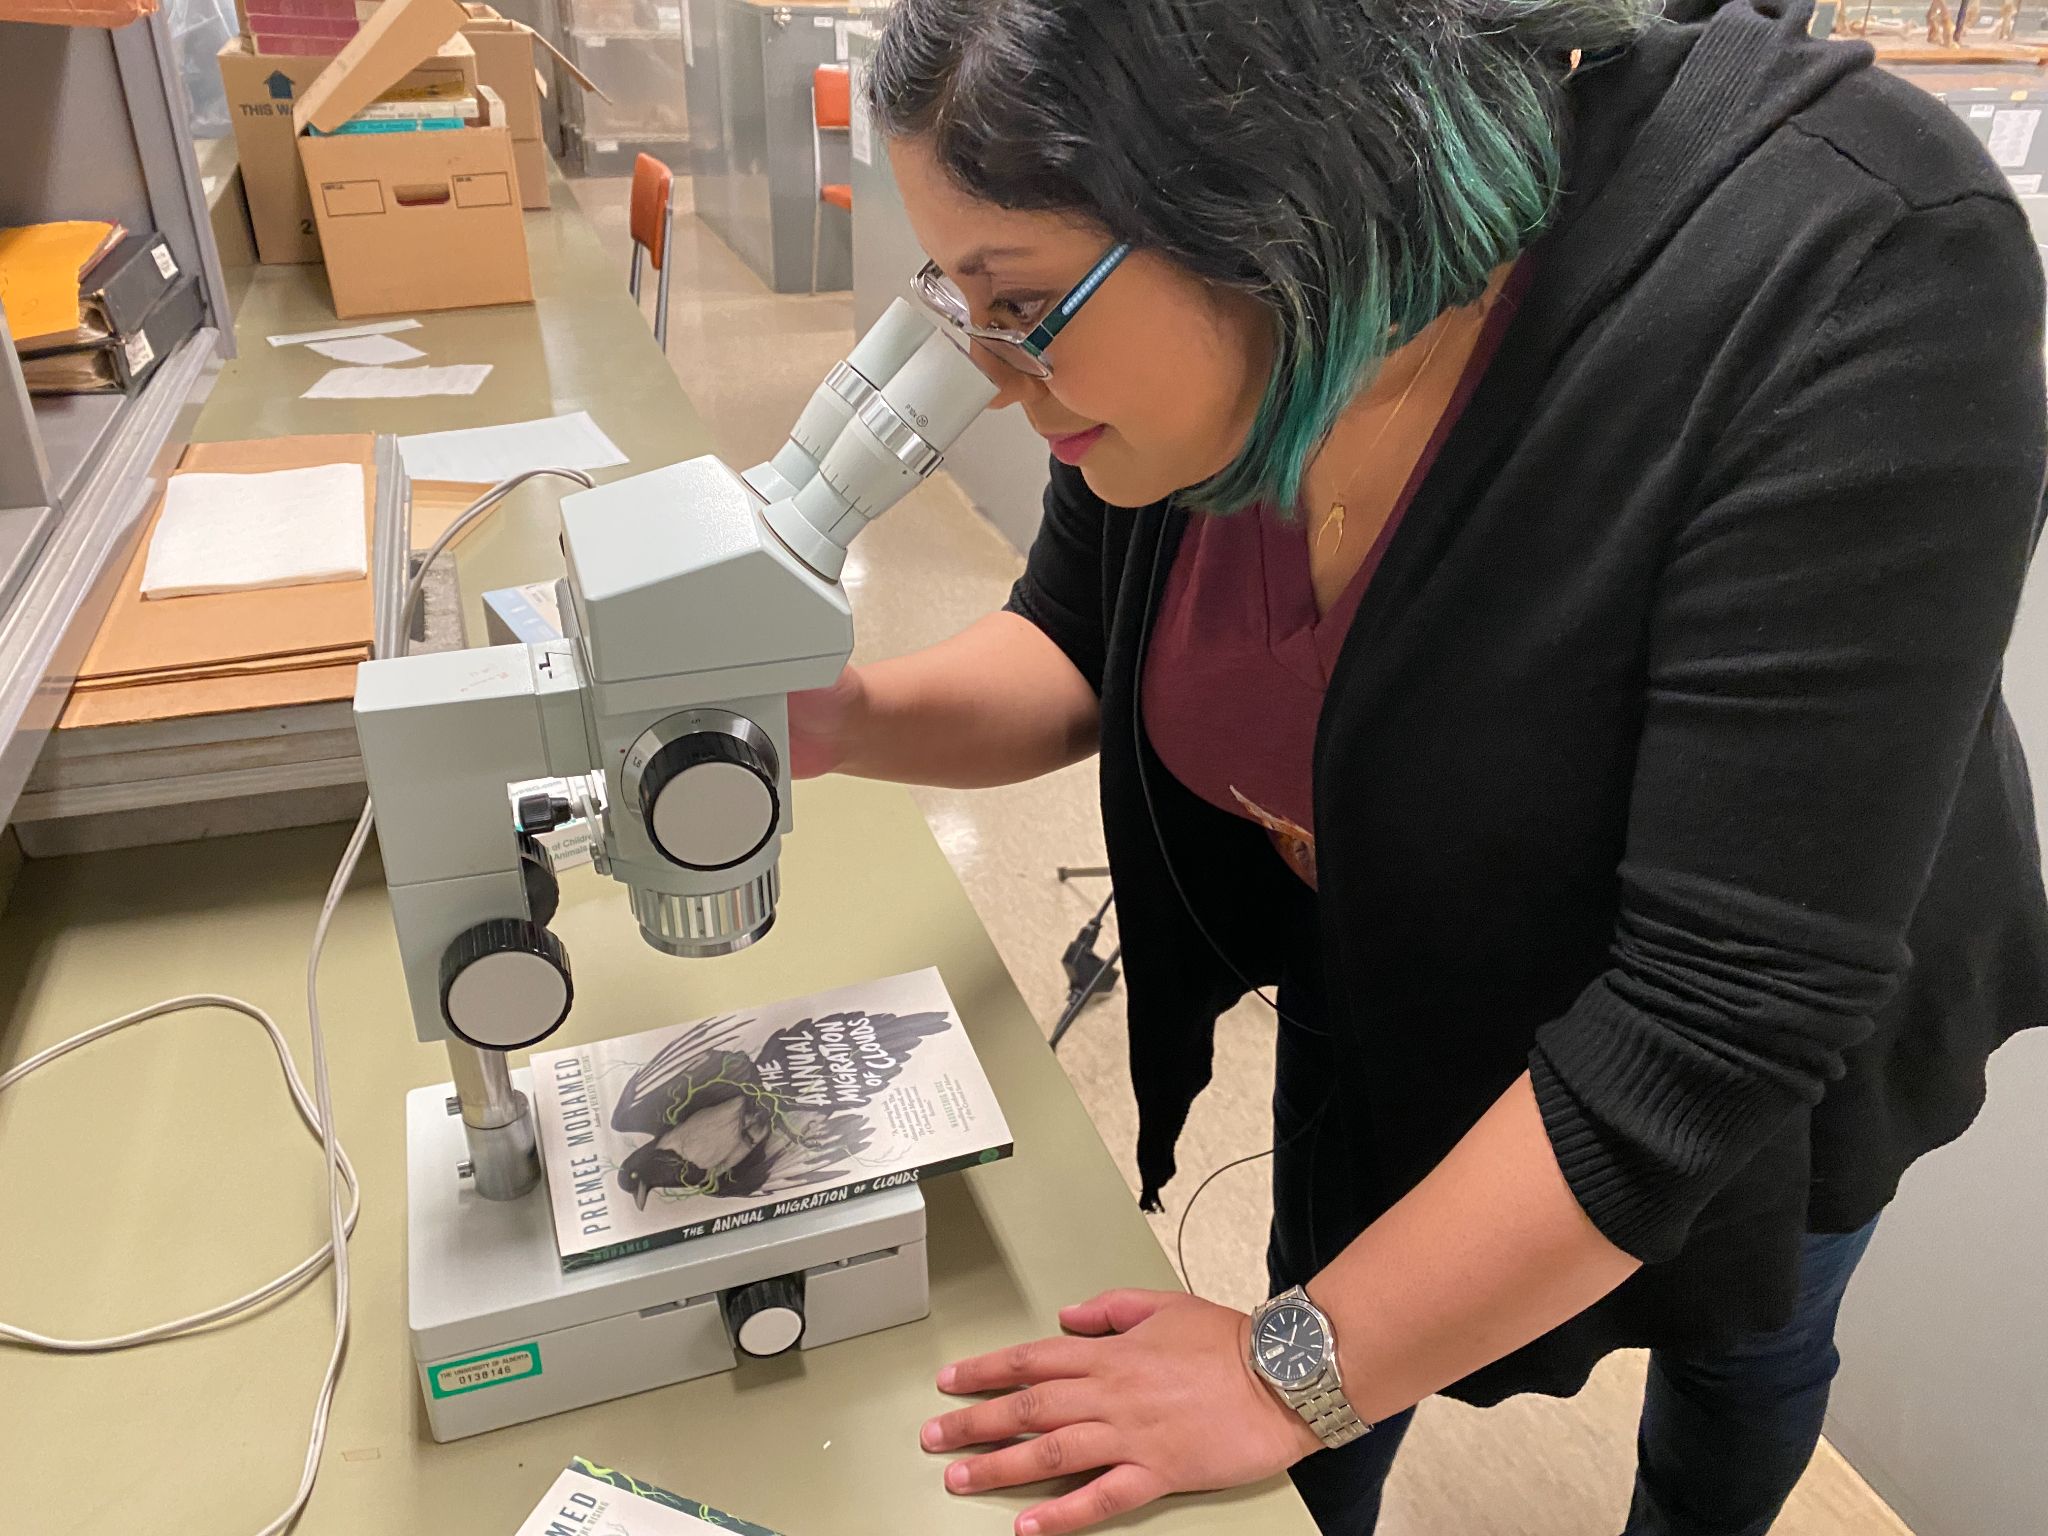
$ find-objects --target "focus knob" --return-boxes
[634,719,781,871]
[439,918,573,1050]
[721,1272,806,1358]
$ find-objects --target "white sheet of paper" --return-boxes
[141,462,367,600]
[396,410,628,482]
[1990,107,2041,171]
[850,56,873,165]
[306,333,426,364]
[267,318,422,348]
[302,364,492,400]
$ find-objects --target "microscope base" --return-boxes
[406,1073,930,1442]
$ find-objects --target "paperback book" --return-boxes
[513,1457,782,1536]
[529,967,1013,1270]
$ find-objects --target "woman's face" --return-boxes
[889,135,1274,509]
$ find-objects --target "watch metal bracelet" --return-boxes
[1293,1381,1371,1448]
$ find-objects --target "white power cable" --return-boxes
[0,995,362,1352]
[0,465,592,1533]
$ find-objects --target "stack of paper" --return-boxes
[64,435,380,730]
[140,463,370,600]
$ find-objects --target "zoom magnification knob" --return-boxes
[721,1272,806,1358]
[438,918,573,1050]
[630,713,781,871]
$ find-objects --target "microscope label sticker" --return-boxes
[429,1342,543,1398]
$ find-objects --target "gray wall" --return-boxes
[1825,549,2048,1536]
[846,26,1050,555]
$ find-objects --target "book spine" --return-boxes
[559,1143,1015,1271]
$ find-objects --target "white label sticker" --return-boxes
[151,242,178,280]
[123,330,155,374]
[2011,172,2043,194]
[1970,102,1999,117]
[834,18,848,58]
[681,0,693,66]
[1989,107,2041,169]
[586,32,605,46]
[813,12,832,24]
[850,55,872,166]
[595,139,617,153]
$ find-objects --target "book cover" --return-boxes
[514,1458,783,1536]
[529,967,1013,1270]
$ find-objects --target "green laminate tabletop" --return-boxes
[0,174,1316,1534]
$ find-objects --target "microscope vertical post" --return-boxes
[448,1041,541,1199]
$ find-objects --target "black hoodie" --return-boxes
[1007,0,2048,1399]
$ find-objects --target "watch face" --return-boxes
[1253,1301,1330,1387]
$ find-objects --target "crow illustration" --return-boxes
[612,1047,774,1209]
[609,1007,955,1208]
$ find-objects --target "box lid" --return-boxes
[459,3,604,99]
[292,0,474,135]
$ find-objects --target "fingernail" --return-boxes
[1019,1519,1041,1536]
[945,1462,969,1491]
[938,1365,958,1391]
[920,1420,941,1450]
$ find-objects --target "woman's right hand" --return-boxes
[787,665,872,779]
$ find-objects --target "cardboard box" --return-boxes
[294,0,533,318]
[460,4,600,208]
[0,0,157,24]
[220,33,477,265]
[511,135,549,210]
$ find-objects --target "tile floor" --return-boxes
[570,173,1909,1536]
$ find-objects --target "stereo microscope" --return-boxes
[353,301,996,1439]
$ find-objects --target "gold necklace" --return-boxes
[1313,306,1464,558]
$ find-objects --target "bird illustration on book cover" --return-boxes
[609,1006,950,1209]
[530,967,1014,1265]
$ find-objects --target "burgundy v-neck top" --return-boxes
[1142,280,1523,886]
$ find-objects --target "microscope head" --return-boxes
[555,300,998,958]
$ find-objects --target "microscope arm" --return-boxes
[356,638,592,1054]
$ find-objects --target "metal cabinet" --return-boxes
[0,16,230,828]
[685,0,875,293]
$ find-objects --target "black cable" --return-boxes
[1175,1146,1273,1296]
[1130,519,1326,1039]
[1172,1089,1334,1298]
[1121,513,1342,1298]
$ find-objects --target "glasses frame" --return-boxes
[912,241,1132,379]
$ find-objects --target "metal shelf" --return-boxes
[34,392,130,508]
[0,14,232,832]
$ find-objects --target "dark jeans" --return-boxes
[1280,1220,1879,1535]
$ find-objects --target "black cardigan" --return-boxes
[1006,0,2048,1401]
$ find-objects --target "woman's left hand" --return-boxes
[921,1288,1323,1535]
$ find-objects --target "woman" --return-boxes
[791,0,2048,1531]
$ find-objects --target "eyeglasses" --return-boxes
[912,242,1132,380]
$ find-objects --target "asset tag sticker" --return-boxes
[124,331,155,373]
[429,1342,542,1398]
[152,242,178,279]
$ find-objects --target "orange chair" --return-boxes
[628,152,675,352]
[811,64,853,293]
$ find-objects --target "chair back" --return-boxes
[629,152,674,271]
[813,64,852,132]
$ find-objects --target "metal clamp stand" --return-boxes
[1050,871,1119,1050]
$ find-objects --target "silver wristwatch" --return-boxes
[1247,1285,1371,1450]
